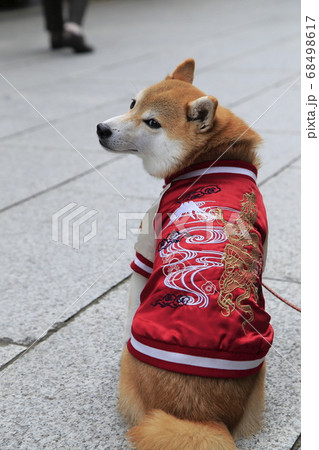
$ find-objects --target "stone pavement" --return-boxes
[0,0,300,448]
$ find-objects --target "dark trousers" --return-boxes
[42,0,90,32]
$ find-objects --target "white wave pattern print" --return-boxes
[159,201,229,308]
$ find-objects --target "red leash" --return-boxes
[262,282,301,313]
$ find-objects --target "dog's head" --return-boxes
[97,59,261,179]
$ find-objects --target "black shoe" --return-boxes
[50,31,67,50]
[50,31,94,53]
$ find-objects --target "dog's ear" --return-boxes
[187,96,218,132]
[166,59,195,84]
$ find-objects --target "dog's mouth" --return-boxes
[98,139,138,153]
[98,138,110,149]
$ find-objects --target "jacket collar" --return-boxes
[164,160,258,186]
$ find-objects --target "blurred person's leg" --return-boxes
[42,0,67,50]
[42,0,64,33]
[63,0,94,53]
[42,0,93,53]
[68,0,90,26]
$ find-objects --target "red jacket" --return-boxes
[128,160,274,378]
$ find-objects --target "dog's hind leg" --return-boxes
[119,272,148,425]
[119,347,146,426]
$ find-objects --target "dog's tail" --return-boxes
[127,409,236,450]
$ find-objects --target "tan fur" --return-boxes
[99,59,267,449]
[128,410,236,450]
[120,347,265,449]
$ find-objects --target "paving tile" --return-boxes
[0,343,25,368]
[0,77,125,137]
[196,36,300,105]
[0,98,127,151]
[263,278,301,310]
[261,164,301,282]
[0,6,45,65]
[0,78,45,139]
[233,81,300,134]
[257,132,300,185]
[0,159,161,344]
[238,279,301,449]
[0,143,118,211]
[1,281,129,450]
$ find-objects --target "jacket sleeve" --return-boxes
[130,198,160,278]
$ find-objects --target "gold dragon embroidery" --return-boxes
[215,192,262,332]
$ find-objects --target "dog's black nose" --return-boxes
[97,123,112,138]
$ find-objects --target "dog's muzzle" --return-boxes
[96,122,138,153]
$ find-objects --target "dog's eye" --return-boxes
[130,99,136,110]
[144,119,161,129]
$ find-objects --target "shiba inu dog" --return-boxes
[97,59,273,450]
